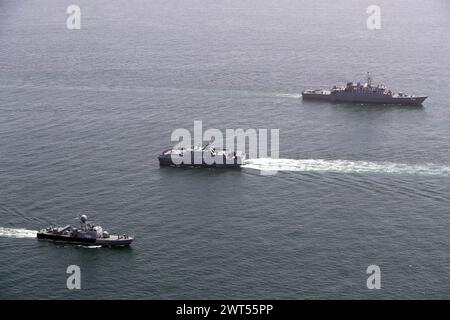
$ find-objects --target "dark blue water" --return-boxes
[1,0,449,299]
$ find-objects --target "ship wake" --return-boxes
[0,227,37,239]
[243,158,450,176]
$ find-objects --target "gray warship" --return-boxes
[37,215,133,247]
[302,73,427,105]
[158,140,245,168]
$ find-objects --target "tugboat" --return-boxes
[158,140,245,168]
[302,73,427,105]
[37,215,133,247]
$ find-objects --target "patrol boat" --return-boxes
[158,140,245,168]
[37,215,133,247]
[302,73,427,105]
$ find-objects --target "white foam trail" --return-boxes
[243,158,450,176]
[0,227,37,239]
[273,93,303,99]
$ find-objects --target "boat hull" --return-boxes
[302,92,427,106]
[158,154,242,169]
[37,232,133,247]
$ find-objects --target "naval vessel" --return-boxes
[158,140,245,168]
[302,73,427,105]
[37,215,133,247]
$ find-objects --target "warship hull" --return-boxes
[302,92,427,106]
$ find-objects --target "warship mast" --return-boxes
[366,72,372,87]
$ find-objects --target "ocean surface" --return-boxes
[0,0,449,299]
